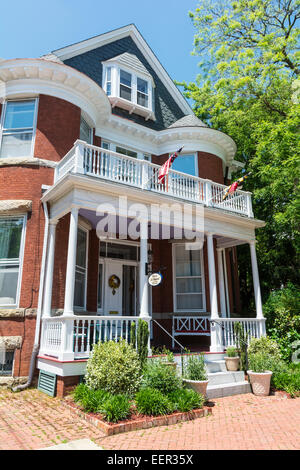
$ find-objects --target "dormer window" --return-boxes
[102,53,155,121]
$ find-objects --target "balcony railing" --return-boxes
[54,140,254,218]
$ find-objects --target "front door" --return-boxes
[104,260,137,316]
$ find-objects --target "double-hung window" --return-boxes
[80,116,93,144]
[0,217,26,307]
[119,69,132,102]
[74,227,88,309]
[0,99,37,158]
[137,77,148,107]
[173,244,205,311]
[171,153,198,177]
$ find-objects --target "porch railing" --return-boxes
[217,318,266,348]
[172,316,210,348]
[54,140,254,218]
[40,315,141,361]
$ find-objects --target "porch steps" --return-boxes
[206,381,251,399]
[207,370,245,386]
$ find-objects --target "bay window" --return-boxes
[0,217,26,307]
[173,244,205,311]
[0,99,37,158]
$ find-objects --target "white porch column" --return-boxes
[207,233,223,352]
[139,218,149,319]
[63,207,79,316]
[217,248,227,318]
[43,220,57,317]
[249,241,264,320]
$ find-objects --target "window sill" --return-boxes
[109,96,155,121]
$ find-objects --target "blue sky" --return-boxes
[0,0,201,87]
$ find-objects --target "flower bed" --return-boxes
[63,397,212,436]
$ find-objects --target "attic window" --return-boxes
[102,56,155,121]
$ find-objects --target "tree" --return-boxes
[178,0,300,307]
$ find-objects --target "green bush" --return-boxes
[85,340,141,396]
[73,384,111,413]
[168,388,205,412]
[141,359,182,394]
[248,336,282,361]
[264,283,300,362]
[100,394,131,423]
[182,354,208,381]
[226,347,238,358]
[272,370,300,397]
[136,388,174,416]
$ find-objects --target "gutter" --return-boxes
[12,201,49,392]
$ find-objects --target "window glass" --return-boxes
[120,69,132,101]
[116,146,137,159]
[97,263,103,309]
[171,154,197,176]
[74,228,88,308]
[0,350,14,376]
[80,116,92,144]
[100,242,138,261]
[0,218,24,306]
[106,67,112,96]
[0,100,36,158]
[137,78,148,107]
[174,245,203,311]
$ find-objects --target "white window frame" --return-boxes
[0,98,38,159]
[172,243,206,313]
[102,140,151,162]
[103,64,154,112]
[80,115,93,144]
[0,215,27,308]
[74,225,89,311]
[170,152,199,177]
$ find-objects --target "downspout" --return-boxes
[12,201,49,392]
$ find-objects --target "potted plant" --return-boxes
[182,353,209,397]
[224,347,240,371]
[247,352,273,396]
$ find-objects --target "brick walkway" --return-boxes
[0,388,299,450]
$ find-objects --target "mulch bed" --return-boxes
[63,398,213,436]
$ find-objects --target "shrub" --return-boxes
[248,336,282,361]
[137,319,149,366]
[141,359,182,394]
[248,351,288,375]
[136,388,174,416]
[85,340,141,396]
[272,369,300,398]
[183,354,208,381]
[168,388,205,412]
[234,322,249,371]
[226,347,238,358]
[73,384,111,413]
[100,394,131,423]
[264,283,300,362]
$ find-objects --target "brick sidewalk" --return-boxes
[0,388,299,450]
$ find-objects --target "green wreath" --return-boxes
[108,274,121,295]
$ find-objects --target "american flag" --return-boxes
[158,147,183,184]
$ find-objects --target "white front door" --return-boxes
[104,260,137,316]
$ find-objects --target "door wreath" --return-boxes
[108,274,121,295]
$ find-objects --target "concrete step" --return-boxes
[205,360,227,373]
[207,371,245,386]
[206,380,251,399]
[203,353,225,362]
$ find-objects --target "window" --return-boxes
[0,99,37,158]
[116,146,137,159]
[0,217,26,306]
[173,244,205,311]
[97,262,104,310]
[105,67,112,96]
[137,77,148,107]
[80,116,92,144]
[0,350,14,376]
[171,153,198,177]
[74,228,88,309]
[102,140,150,162]
[119,69,132,102]
[100,242,139,261]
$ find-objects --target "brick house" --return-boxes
[0,25,266,397]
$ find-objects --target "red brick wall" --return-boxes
[197,152,224,184]
[34,94,81,162]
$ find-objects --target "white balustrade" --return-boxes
[218,318,266,348]
[172,316,210,348]
[40,315,140,360]
[54,140,254,217]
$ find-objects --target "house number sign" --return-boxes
[148,272,162,286]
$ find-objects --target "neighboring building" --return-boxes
[0,25,265,396]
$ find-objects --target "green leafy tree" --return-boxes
[178,0,300,306]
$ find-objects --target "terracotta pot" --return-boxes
[247,370,273,396]
[162,362,177,369]
[183,378,209,397]
[225,356,240,371]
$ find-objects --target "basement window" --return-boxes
[0,350,14,376]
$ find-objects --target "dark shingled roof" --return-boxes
[168,114,208,129]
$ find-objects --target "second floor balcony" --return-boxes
[54,140,254,218]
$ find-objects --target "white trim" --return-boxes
[172,242,206,314]
[51,24,193,116]
[0,214,27,308]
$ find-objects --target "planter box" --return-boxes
[247,370,273,396]
[63,399,212,436]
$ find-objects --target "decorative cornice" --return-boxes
[0,58,111,127]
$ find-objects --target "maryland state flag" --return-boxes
[158,147,183,184]
[223,173,251,200]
